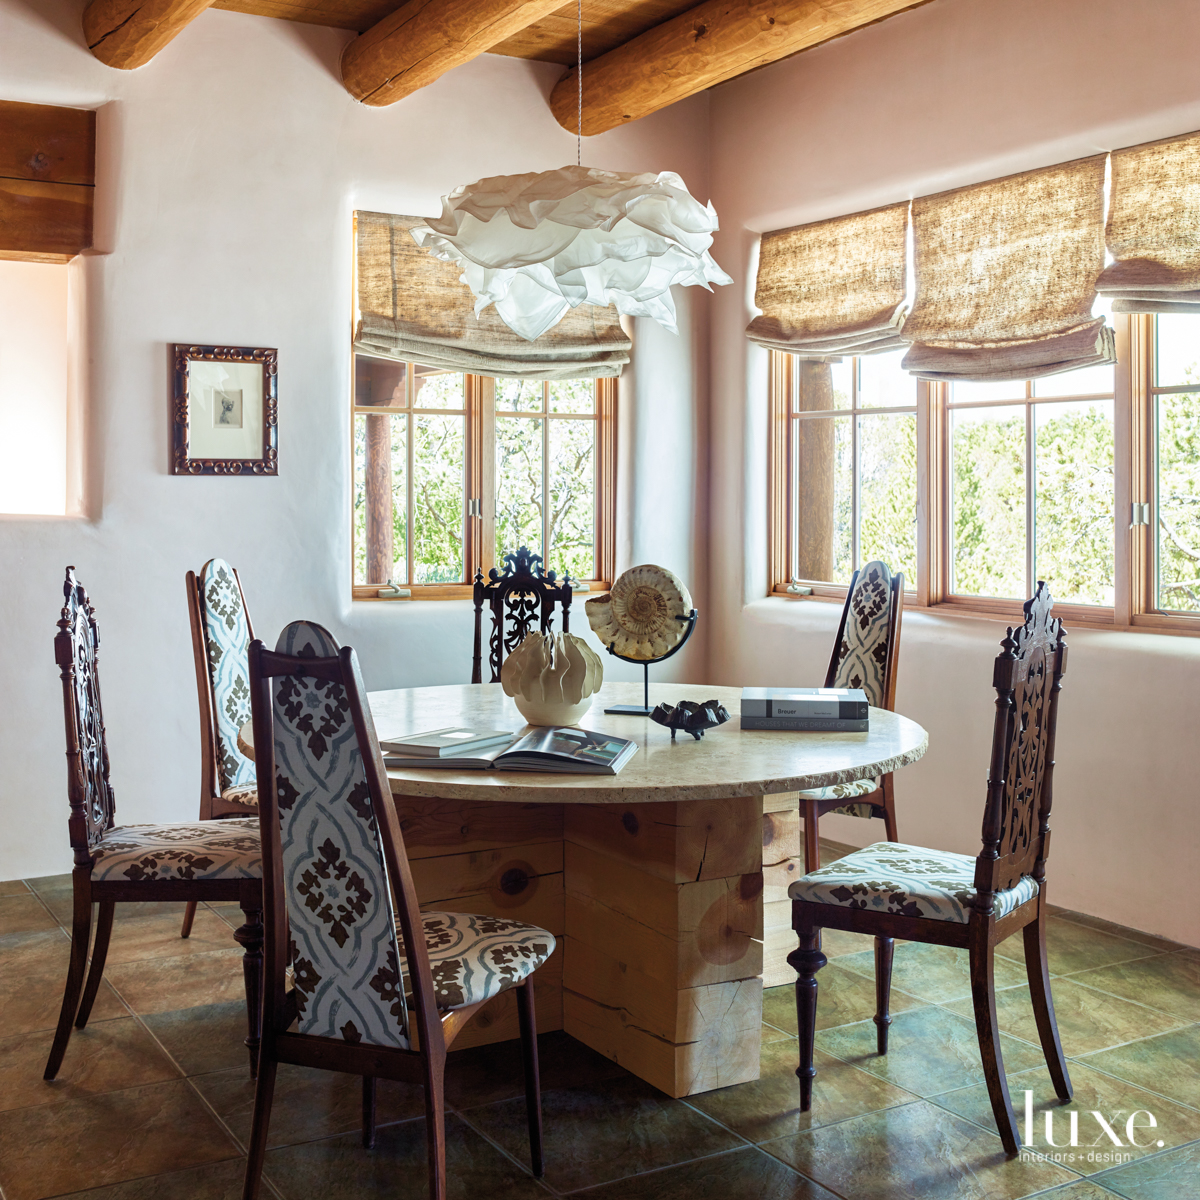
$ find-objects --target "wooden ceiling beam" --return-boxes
[341,0,569,107]
[83,0,217,69]
[549,0,928,134]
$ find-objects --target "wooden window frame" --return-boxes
[768,314,1200,636]
[352,368,616,602]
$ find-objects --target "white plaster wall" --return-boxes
[707,0,1200,945]
[0,0,711,881]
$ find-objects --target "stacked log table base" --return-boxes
[393,791,799,1097]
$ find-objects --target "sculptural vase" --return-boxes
[513,695,593,727]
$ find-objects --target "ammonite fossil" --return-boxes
[585,564,693,661]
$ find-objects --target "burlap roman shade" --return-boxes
[354,211,631,380]
[746,202,908,358]
[1097,130,1200,313]
[901,157,1114,382]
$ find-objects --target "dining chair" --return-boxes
[46,567,264,1082]
[788,583,1071,1155]
[472,545,573,683]
[244,620,554,1200]
[180,557,259,939]
[797,560,904,872]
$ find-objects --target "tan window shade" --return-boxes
[354,211,630,380]
[901,157,1113,382]
[1098,130,1200,313]
[746,202,908,358]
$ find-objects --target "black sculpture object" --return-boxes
[650,699,731,741]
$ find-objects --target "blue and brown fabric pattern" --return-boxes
[789,840,1038,923]
[830,560,894,706]
[199,558,257,800]
[796,776,881,819]
[90,817,261,882]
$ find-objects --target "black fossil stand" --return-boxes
[603,609,698,716]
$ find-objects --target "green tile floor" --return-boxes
[0,841,1195,1200]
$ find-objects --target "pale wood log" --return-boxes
[408,840,563,910]
[341,0,568,107]
[564,796,761,884]
[762,919,798,988]
[763,790,799,814]
[549,0,928,134]
[391,794,564,858]
[364,412,393,585]
[83,0,216,70]
[762,808,800,867]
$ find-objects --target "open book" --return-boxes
[384,726,637,776]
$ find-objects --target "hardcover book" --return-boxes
[385,726,637,776]
[740,688,869,731]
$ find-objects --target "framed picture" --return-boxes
[172,345,278,475]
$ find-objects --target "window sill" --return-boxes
[354,581,611,602]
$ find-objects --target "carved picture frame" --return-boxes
[172,344,278,475]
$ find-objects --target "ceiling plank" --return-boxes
[549,0,929,134]
[342,0,570,105]
[83,0,217,69]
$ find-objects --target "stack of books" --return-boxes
[740,688,870,732]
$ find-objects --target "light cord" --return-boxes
[577,0,582,166]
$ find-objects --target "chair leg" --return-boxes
[75,900,115,1029]
[516,980,544,1177]
[44,879,92,1080]
[180,900,198,939]
[232,899,264,1080]
[969,939,1021,1155]
[880,775,899,843]
[802,798,820,873]
[873,935,894,1055]
[241,1055,277,1200]
[1023,904,1072,1100]
[422,1052,448,1200]
[362,1076,377,1149]
[787,927,827,1111]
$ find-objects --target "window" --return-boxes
[769,314,1200,633]
[352,355,615,598]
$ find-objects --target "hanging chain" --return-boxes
[577,0,582,166]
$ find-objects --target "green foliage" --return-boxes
[859,413,917,585]
[411,412,462,584]
[1157,391,1200,611]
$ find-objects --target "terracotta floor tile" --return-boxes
[761,965,923,1034]
[445,1028,629,1110]
[26,874,74,895]
[686,1038,915,1143]
[762,1021,792,1045]
[576,1145,839,1199]
[942,980,1187,1058]
[835,940,1030,1004]
[761,1099,1078,1200]
[0,894,58,936]
[1078,1026,1200,1110]
[1068,953,1200,1025]
[815,1005,1047,1097]
[815,927,876,958]
[101,908,242,966]
[192,1063,427,1149]
[0,930,126,1037]
[1054,912,1193,956]
[142,1001,256,1077]
[463,1075,742,1193]
[997,919,1162,978]
[1092,1138,1200,1199]
[105,948,248,1016]
[0,880,32,897]
[0,1079,239,1200]
[37,891,192,926]
[263,1112,545,1200]
[933,1060,1200,1174]
[46,1157,251,1200]
[0,1018,180,1113]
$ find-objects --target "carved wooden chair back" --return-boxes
[186,558,257,814]
[54,567,116,863]
[822,560,904,711]
[973,582,1067,906]
[249,621,443,1058]
[472,546,574,684]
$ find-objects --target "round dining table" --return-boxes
[241,681,927,1098]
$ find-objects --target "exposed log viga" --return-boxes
[83,0,216,70]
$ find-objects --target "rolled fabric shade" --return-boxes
[901,156,1113,382]
[1098,130,1200,313]
[746,202,908,358]
[354,210,630,380]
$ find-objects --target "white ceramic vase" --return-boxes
[501,631,604,727]
[512,695,593,727]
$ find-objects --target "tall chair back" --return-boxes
[975,582,1067,903]
[823,560,904,709]
[472,546,573,684]
[55,567,116,863]
[249,621,443,1057]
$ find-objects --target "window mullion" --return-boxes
[1026,392,1035,600]
[1113,313,1135,624]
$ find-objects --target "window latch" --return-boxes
[467,498,483,518]
[1130,502,1152,528]
[786,578,813,596]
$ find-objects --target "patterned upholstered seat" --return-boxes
[789,841,1039,924]
[91,817,262,882]
[221,783,259,807]
[414,912,554,1012]
[795,776,880,820]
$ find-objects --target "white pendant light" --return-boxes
[410,2,731,342]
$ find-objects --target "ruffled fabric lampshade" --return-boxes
[411,165,732,341]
